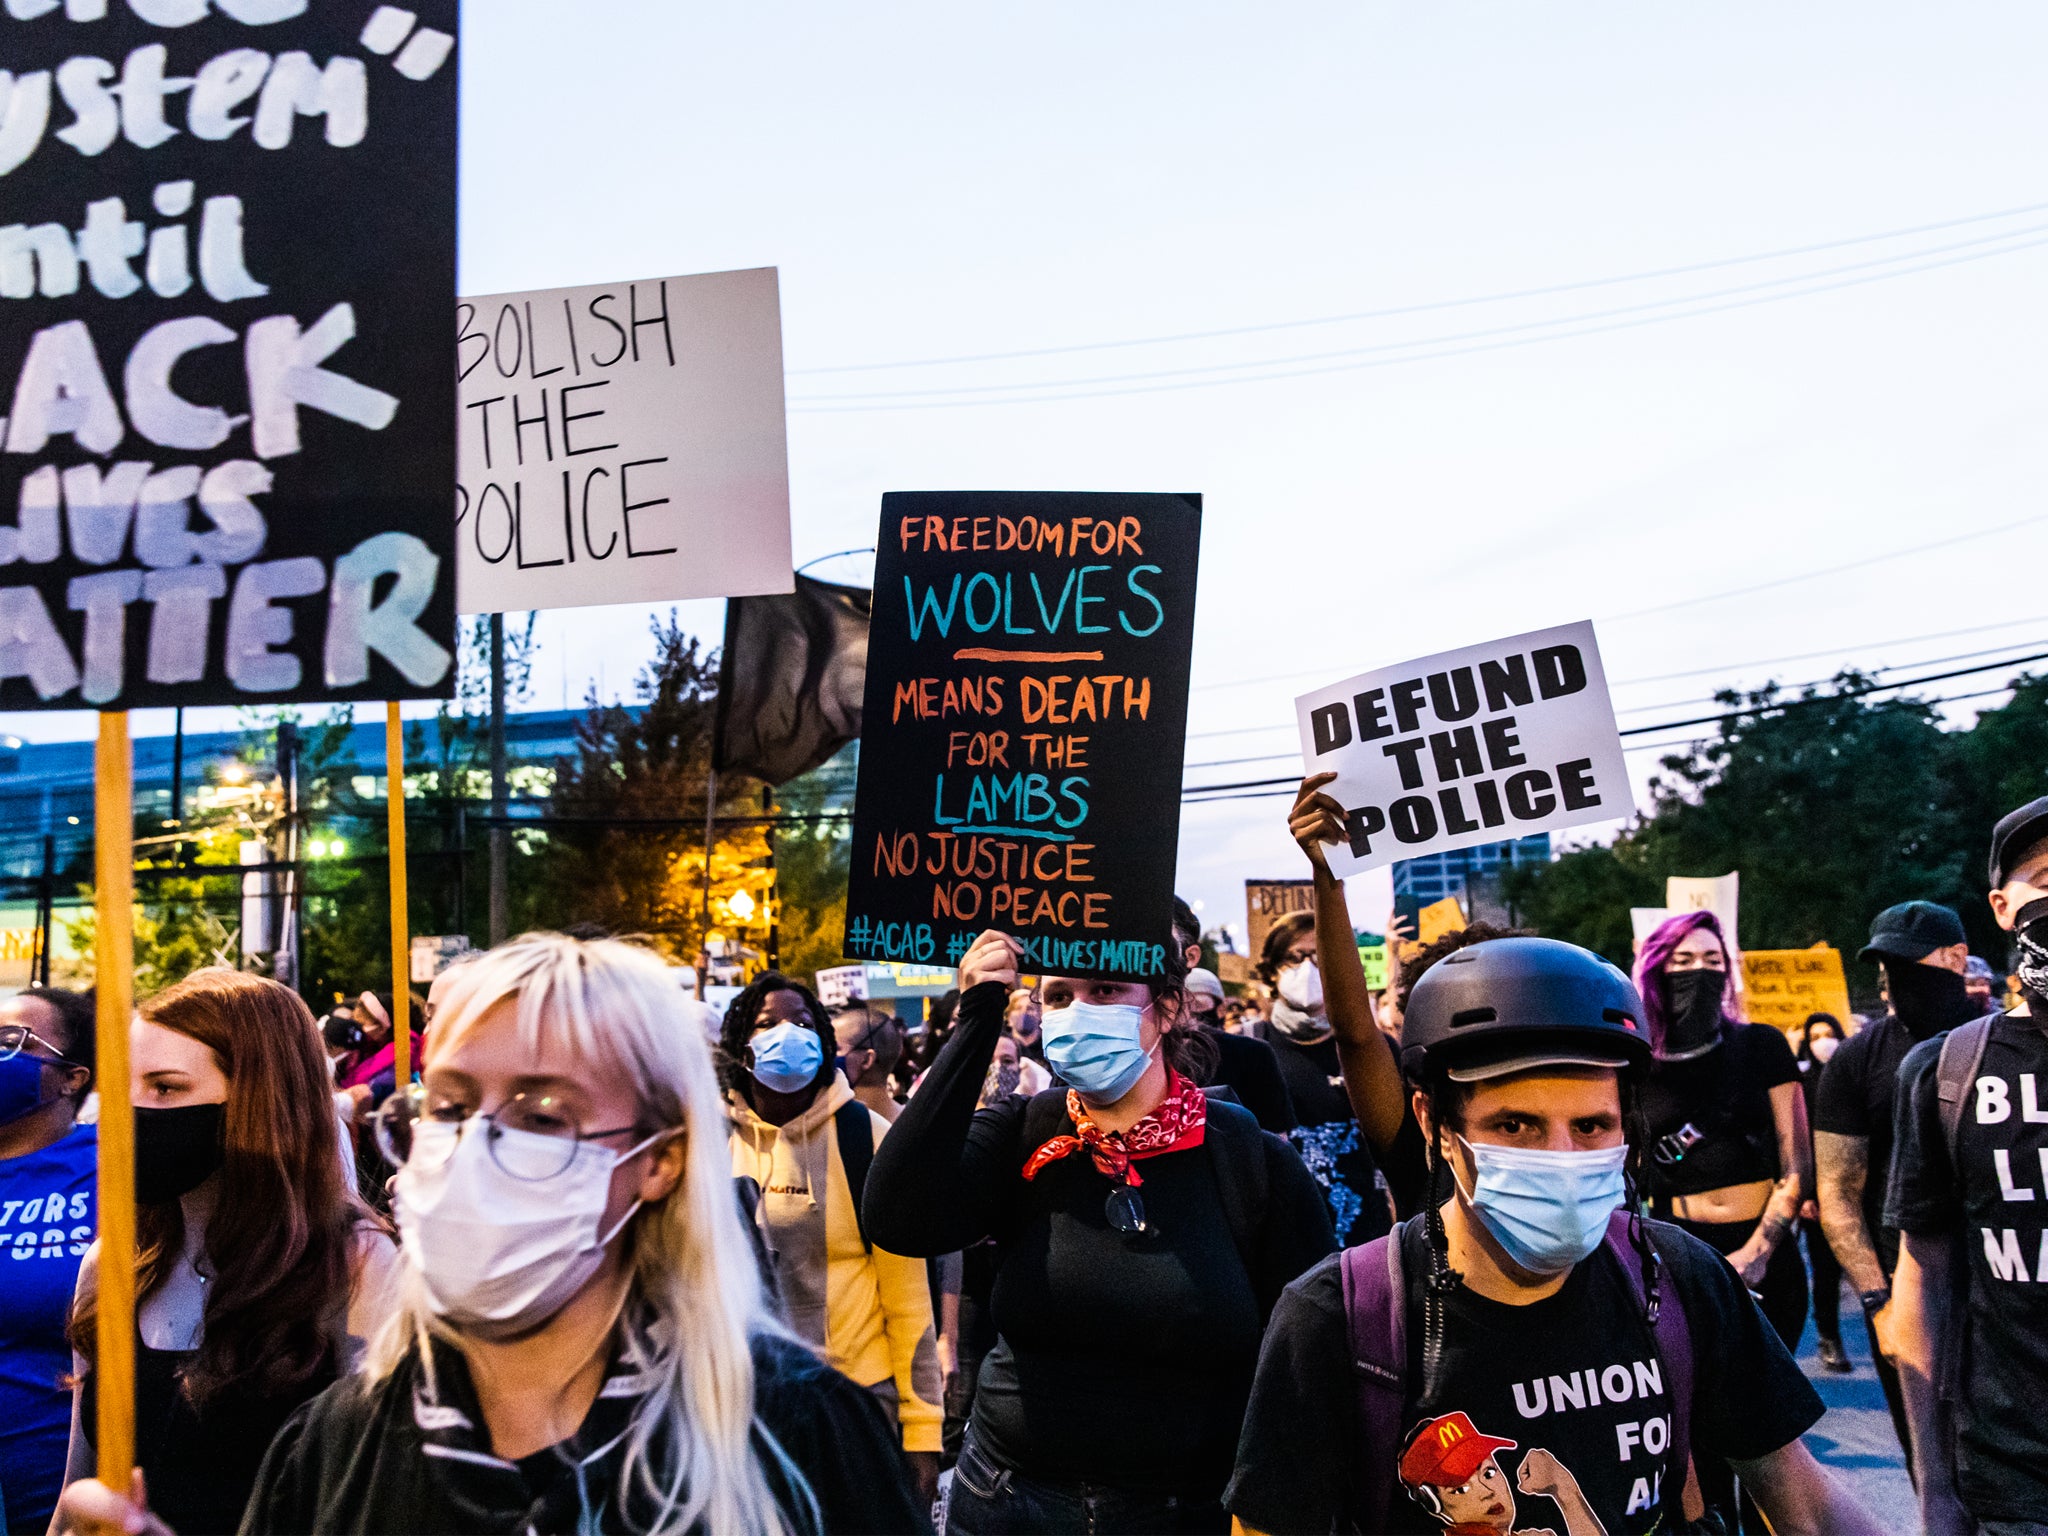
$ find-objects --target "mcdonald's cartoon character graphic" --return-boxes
[1397,1412,1607,1536]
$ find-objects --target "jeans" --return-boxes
[944,1429,1227,1535]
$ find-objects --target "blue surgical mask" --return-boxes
[749,1021,824,1095]
[1454,1136,1628,1275]
[0,1053,50,1126]
[1041,1001,1155,1103]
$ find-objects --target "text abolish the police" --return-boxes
[1296,620,1630,878]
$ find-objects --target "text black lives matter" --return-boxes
[0,0,458,710]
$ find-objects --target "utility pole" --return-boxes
[488,613,508,946]
[168,707,184,827]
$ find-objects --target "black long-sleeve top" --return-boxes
[864,981,1335,1497]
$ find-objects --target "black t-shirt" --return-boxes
[1224,1218,1822,1536]
[1255,1024,1394,1246]
[1256,1025,1350,1126]
[1205,1026,1299,1134]
[1812,1014,1923,1275]
[241,1330,926,1535]
[864,982,1338,1497]
[1887,1013,2048,1521]
[1641,1025,1797,1200]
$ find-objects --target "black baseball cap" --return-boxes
[1859,900,1966,963]
[1990,796,2048,890]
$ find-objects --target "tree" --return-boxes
[525,612,767,960]
[1503,671,2048,1002]
[771,744,856,986]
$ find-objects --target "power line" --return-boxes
[1179,679,2028,805]
[1191,611,2048,698]
[1601,510,2048,623]
[790,199,2048,375]
[790,228,2048,411]
[1613,637,2048,716]
[1618,684,2020,758]
[1178,650,2048,799]
[1185,621,2048,750]
[796,222,2048,403]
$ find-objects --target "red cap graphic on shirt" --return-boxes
[1399,1411,1520,1489]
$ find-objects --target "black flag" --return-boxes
[715,576,871,784]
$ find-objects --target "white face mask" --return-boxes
[394,1119,664,1340]
[1277,958,1324,1012]
[1811,1035,1841,1063]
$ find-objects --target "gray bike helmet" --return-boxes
[1400,936,1651,1084]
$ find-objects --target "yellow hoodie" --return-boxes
[728,1074,942,1453]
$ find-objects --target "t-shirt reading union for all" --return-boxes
[1889,1014,2048,1522]
[0,1123,97,1536]
[1225,1218,1820,1536]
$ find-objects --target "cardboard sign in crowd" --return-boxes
[844,491,1200,982]
[0,2,459,709]
[455,268,792,614]
[1297,620,1630,877]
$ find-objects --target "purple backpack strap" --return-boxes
[1603,1210,1703,1523]
[1340,1231,1408,1534]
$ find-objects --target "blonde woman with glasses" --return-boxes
[55,933,926,1536]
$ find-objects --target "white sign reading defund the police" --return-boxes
[1295,620,1629,877]
[455,268,793,614]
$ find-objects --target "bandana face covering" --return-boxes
[2013,897,2048,1009]
[1656,968,1727,1060]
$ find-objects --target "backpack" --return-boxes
[1341,1210,1705,1533]
[1018,1085,1271,1278]
[1930,1016,1996,1418]
[834,1098,877,1252]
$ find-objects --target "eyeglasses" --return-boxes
[374,1083,646,1182]
[1283,949,1316,966]
[0,1025,75,1066]
[1105,1181,1148,1236]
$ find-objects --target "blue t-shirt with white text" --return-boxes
[0,1123,96,1535]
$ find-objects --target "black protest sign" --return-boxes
[0,3,457,710]
[845,492,1200,983]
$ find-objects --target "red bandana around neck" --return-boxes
[1021,1069,1208,1188]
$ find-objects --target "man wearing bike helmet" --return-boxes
[1226,935,1881,1536]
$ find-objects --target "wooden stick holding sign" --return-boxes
[93,712,136,1488]
[387,704,411,1087]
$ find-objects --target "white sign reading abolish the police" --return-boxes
[1295,620,1629,876]
[455,268,792,614]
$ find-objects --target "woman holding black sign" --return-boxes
[863,929,1334,1534]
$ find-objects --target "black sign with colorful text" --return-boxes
[845,491,1200,982]
[0,2,457,710]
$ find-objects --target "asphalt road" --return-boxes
[1795,1254,1916,1531]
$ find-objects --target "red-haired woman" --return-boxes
[52,970,400,1536]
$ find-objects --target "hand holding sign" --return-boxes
[1289,771,1348,877]
[959,929,1025,992]
[1294,620,1629,876]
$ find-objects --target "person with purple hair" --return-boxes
[1636,909,1810,1532]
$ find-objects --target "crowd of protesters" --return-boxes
[3,793,2047,1532]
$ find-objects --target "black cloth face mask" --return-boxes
[1880,956,1977,1043]
[134,1102,226,1204]
[1657,968,1728,1060]
[2010,897,2048,1012]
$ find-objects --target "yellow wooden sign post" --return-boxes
[93,712,135,1490]
[387,703,411,1086]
